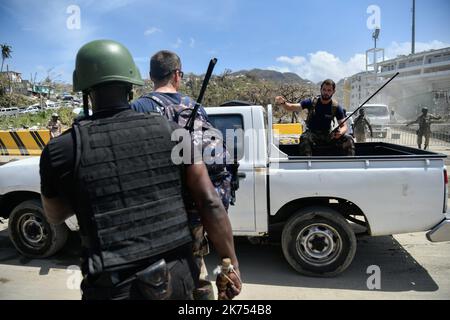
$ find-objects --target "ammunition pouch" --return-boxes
[135,259,172,300]
[229,163,240,206]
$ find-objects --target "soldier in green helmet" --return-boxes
[39,40,241,300]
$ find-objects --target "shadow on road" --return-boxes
[0,224,439,293]
[205,236,439,293]
[0,227,81,275]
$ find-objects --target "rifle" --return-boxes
[183,58,240,205]
[185,58,218,132]
[331,72,400,135]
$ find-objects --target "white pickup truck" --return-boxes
[1,104,449,277]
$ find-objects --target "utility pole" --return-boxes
[373,28,380,73]
[412,0,416,54]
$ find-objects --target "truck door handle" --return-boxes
[238,172,246,179]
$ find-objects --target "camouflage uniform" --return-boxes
[353,114,372,143]
[47,119,62,139]
[300,130,354,156]
[138,93,233,300]
[408,110,441,150]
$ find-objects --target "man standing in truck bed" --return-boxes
[275,79,354,156]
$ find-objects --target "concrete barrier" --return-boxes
[0,130,50,156]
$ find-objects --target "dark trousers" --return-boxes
[417,130,431,150]
[80,249,198,300]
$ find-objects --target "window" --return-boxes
[208,114,245,161]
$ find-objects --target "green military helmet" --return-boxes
[73,40,144,92]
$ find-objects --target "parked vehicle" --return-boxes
[0,104,448,277]
[0,107,20,116]
[361,104,391,138]
[19,105,41,114]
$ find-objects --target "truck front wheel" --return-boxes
[281,206,356,277]
[9,199,68,258]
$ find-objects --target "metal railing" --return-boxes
[366,123,450,147]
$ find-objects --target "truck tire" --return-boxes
[8,199,68,258]
[281,206,356,277]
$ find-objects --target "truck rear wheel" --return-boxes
[9,199,68,258]
[281,206,356,277]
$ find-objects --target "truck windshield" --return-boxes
[364,106,389,117]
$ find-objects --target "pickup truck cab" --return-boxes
[1,104,449,277]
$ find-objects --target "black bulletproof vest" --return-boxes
[72,109,192,274]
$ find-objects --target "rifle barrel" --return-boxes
[186,58,218,132]
[331,72,400,133]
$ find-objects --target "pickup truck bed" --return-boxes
[280,142,444,158]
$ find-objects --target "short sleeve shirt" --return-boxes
[131,92,209,119]
[300,98,345,132]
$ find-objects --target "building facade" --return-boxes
[348,47,450,119]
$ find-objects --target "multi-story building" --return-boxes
[348,47,450,119]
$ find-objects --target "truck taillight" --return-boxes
[445,169,448,213]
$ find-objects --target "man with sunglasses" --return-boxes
[131,50,208,119]
[131,51,238,300]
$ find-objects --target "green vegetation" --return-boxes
[0,92,34,108]
[1,70,318,130]
[1,43,13,73]
[0,107,75,130]
[134,71,317,123]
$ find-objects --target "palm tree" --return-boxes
[1,44,13,72]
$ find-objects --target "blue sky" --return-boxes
[1,0,449,84]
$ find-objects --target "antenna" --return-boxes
[412,0,416,54]
[372,28,380,48]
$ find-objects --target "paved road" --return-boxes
[1,219,449,300]
[1,141,449,300]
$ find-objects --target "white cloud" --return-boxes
[267,66,292,74]
[189,38,196,48]
[173,38,183,49]
[272,51,366,82]
[144,27,162,36]
[271,40,450,82]
[276,56,306,66]
[386,40,450,59]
